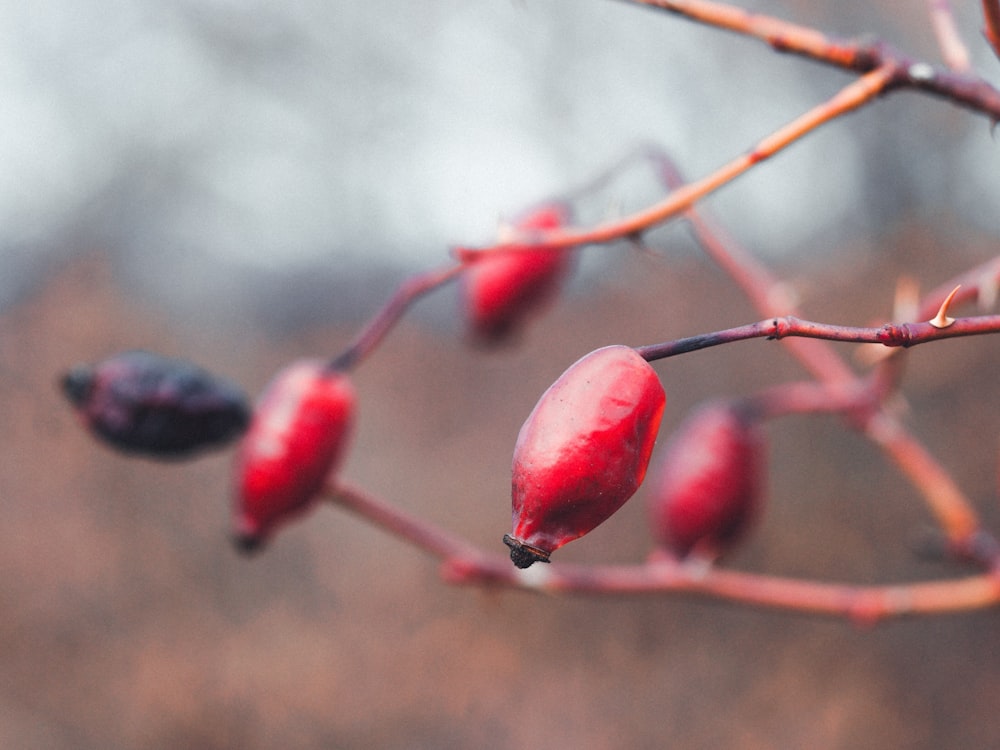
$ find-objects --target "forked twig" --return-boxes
[457,66,899,261]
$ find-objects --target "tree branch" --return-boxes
[326,483,1000,623]
[456,66,898,261]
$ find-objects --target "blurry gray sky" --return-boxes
[2,0,998,325]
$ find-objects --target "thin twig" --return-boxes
[927,0,973,72]
[329,482,485,562]
[634,313,1000,361]
[635,300,990,540]
[623,0,1000,117]
[328,263,465,372]
[645,144,989,547]
[739,377,880,422]
[983,0,1000,61]
[864,411,980,539]
[456,66,898,261]
[917,255,1000,320]
[618,0,877,69]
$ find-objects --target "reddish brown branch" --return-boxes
[314,3,1000,620]
[329,482,485,562]
[457,66,897,262]
[864,411,981,540]
[619,0,878,70]
[739,377,881,422]
[326,483,1000,622]
[624,0,1000,119]
[916,256,1000,321]
[452,2,1000,262]
[634,314,1000,362]
[328,262,465,371]
[927,0,973,72]
[983,0,1000,60]
[645,145,990,547]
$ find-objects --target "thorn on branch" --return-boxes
[929,285,961,328]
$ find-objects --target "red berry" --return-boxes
[60,350,250,458]
[463,202,573,342]
[504,345,666,568]
[232,360,355,552]
[647,401,766,560]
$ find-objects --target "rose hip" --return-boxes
[232,360,355,553]
[60,350,250,458]
[504,345,666,568]
[647,400,765,560]
[463,202,573,342]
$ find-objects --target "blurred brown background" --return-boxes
[3,214,1000,749]
[4,0,1000,747]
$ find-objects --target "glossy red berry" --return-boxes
[463,202,573,342]
[504,345,666,568]
[647,400,766,560]
[233,359,355,553]
[60,350,250,458]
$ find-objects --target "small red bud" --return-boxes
[505,345,666,568]
[647,401,766,560]
[464,202,573,342]
[60,350,250,458]
[232,360,355,553]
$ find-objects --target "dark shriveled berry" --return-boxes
[60,350,250,458]
[505,345,666,568]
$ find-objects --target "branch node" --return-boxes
[876,323,913,347]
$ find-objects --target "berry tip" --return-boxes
[232,531,265,556]
[60,366,94,405]
[503,534,551,569]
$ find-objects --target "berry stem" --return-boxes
[327,262,466,372]
[635,314,996,544]
[327,481,484,563]
[634,313,1000,363]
